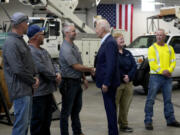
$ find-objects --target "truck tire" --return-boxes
[142,72,149,94]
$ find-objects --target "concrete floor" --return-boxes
[1,81,180,135]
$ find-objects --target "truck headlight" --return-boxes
[134,55,145,69]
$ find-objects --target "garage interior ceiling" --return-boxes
[77,0,180,9]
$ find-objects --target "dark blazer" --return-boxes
[95,34,120,88]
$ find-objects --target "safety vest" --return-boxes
[149,43,176,74]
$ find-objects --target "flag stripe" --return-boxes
[122,4,125,30]
[119,4,122,29]
[128,4,131,32]
[116,4,119,29]
[125,4,128,31]
[130,4,133,42]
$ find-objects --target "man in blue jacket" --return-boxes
[95,19,120,135]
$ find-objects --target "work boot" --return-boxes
[145,123,153,130]
[120,126,133,132]
[167,120,180,127]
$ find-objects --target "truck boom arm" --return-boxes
[19,0,95,33]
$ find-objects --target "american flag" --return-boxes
[97,4,134,42]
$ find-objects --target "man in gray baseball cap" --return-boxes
[3,12,39,135]
[11,12,29,26]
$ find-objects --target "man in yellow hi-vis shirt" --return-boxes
[144,29,180,130]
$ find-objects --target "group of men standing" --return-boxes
[2,12,95,135]
[2,11,180,135]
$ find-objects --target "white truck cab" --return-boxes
[127,34,180,93]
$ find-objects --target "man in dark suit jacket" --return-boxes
[95,19,120,135]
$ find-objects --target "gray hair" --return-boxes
[62,22,75,36]
[157,28,165,34]
[96,19,110,32]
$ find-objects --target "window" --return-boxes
[128,35,169,48]
[169,36,180,53]
[49,21,60,36]
[128,36,156,48]
[29,19,44,28]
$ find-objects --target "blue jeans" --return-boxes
[30,94,54,135]
[12,96,32,135]
[59,78,83,135]
[144,74,175,124]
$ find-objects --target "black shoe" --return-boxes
[167,121,180,127]
[120,126,133,132]
[145,123,153,130]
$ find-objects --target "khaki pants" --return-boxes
[115,82,133,128]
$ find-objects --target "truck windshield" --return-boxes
[29,20,45,28]
[128,35,169,48]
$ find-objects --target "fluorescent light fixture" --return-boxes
[141,0,155,12]
[155,2,165,6]
[96,0,101,6]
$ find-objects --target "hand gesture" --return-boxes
[83,79,89,90]
[102,84,108,93]
[162,70,171,78]
[90,67,96,76]
[123,75,129,83]
[32,77,39,89]
[56,73,62,85]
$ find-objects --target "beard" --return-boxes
[23,24,28,34]
[24,28,28,34]
[70,36,76,41]
[39,40,44,45]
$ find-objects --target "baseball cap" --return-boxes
[27,24,45,39]
[11,12,29,26]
